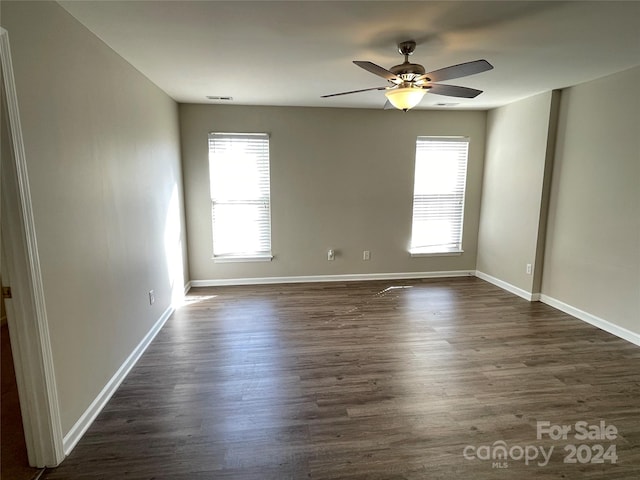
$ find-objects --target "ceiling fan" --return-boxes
[322,40,493,111]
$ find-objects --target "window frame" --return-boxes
[208,132,273,263]
[409,136,470,257]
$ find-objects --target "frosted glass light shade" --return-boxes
[385,87,426,111]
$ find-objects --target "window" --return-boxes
[208,133,272,261]
[410,136,469,256]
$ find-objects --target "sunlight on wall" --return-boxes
[164,184,185,308]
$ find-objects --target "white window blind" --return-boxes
[410,136,469,255]
[208,133,272,260]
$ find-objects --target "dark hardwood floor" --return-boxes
[42,277,640,479]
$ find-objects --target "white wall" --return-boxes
[542,67,640,335]
[180,104,486,282]
[476,91,559,295]
[1,0,188,433]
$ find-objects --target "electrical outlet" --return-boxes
[327,249,335,261]
[526,264,532,275]
[148,290,155,305]
[363,250,371,261]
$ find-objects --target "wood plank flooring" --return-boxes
[42,277,640,479]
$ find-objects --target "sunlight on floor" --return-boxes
[179,295,218,306]
[377,285,414,295]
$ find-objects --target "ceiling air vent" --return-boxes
[206,96,233,101]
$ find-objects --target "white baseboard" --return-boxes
[474,270,539,301]
[190,270,475,287]
[184,281,192,295]
[62,305,174,455]
[539,295,640,347]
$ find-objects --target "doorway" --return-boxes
[1,43,45,477]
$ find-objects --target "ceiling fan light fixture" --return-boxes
[384,86,425,111]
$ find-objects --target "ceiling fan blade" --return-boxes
[383,100,395,110]
[321,86,388,98]
[428,84,483,98]
[353,61,400,82]
[419,59,493,83]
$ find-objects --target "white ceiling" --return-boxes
[58,1,640,110]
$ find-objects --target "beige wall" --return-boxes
[180,104,486,281]
[476,91,558,294]
[542,67,640,334]
[1,0,188,433]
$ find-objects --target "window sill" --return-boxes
[213,255,273,263]
[410,249,464,257]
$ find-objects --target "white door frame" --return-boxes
[1,27,65,468]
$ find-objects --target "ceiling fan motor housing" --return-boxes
[391,41,426,82]
[390,63,426,82]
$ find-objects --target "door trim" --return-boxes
[0,27,65,467]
